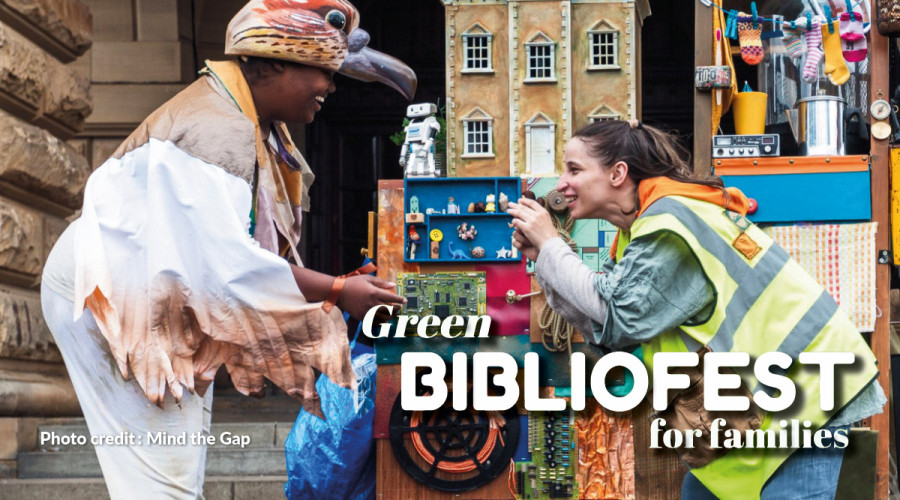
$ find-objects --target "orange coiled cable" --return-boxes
[409,410,506,473]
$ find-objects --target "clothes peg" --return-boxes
[845,0,855,21]
[790,19,797,30]
[726,10,739,40]
[751,2,758,29]
[824,5,834,33]
[806,12,812,31]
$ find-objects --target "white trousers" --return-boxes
[41,287,213,499]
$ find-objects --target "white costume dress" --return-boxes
[41,61,353,498]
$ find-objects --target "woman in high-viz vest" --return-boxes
[508,119,885,499]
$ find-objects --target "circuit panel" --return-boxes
[516,411,578,499]
[397,272,487,319]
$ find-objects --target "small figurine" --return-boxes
[485,193,496,213]
[457,222,477,241]
[447,197,460,214]
[448,241,470,260]
[471,246,486,258]
[399,103,442,178]
[409,195,420,214]
[474,201,486,213]
[496,246,511,259]
[498,192,509,212]
[467,202,476,213]
[408,225,421,259]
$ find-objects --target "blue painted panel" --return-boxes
[404,177,522,263]
[720,171,871,223]
[514,415,532,461]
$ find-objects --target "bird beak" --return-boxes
[338,29,417,100]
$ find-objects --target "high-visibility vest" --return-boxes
[618,195,879,499]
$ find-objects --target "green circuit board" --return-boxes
[516,411,578,499]
[397,272,486,319]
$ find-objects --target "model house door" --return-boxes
[530,126,555,175]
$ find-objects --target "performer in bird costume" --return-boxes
[40,1,415,497]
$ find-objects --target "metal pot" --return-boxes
[796,95,846,156]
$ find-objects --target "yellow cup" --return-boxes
[732,91,767,135]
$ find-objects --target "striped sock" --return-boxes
[737,13,764,65]
[803,19,823,83]
[783,28,805,59]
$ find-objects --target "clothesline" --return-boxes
[698,0,869,31]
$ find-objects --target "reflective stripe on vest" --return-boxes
[622,195,878,499]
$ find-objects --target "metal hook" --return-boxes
[506,289,543,304]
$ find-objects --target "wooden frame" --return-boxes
[694,2,890,497]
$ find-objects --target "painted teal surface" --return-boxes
[720,171,871,223]
[404,177,522,263]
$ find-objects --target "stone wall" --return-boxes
[76,0,193,142]
[0,0,91,422]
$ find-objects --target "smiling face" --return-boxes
[557,138,611,220]
[274,63,337,124]
[556,137,636,226]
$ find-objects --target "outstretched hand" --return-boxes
[508,198,559,260]
[337,275,406,322]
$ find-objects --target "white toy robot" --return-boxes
[399,103,441,178]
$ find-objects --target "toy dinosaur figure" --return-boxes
[447,241,470,260]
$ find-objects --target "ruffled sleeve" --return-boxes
[73,137,353,417]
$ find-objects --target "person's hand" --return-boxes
[508,198,559,251]
[512,227,539,262]
[337,275,406,322]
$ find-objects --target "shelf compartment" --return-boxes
[404,177,522,263]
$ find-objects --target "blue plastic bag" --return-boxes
[284,341,377,500]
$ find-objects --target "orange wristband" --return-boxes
[321,262,378,313]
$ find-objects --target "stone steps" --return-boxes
[0,476,287,500]
[6,419,296,497]
[18,447,288,479]
[18,420,294,479]
[34,421,293,452]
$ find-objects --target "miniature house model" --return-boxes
[442,0,650,177]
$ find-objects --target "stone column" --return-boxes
[0,0,92,420]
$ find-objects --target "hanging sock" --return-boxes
[839,12,868,62]
[737,12,764,65]
[783,25,805,59]
[803,18,823,83]
[821,20,850,84]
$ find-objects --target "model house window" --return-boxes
[462,24,493,73]
[589,104,621,123]
[525,113,556,175]
[588,20,620,70]
[461,108,494,158]
[525,32,556,82]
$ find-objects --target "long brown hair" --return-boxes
[572,120,726,214]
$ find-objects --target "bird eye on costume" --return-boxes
[326,10,346,30]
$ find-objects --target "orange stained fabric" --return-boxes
[76,62,353,418]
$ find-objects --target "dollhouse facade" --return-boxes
[443,0,650,177]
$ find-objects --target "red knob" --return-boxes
[747,198,758,215]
